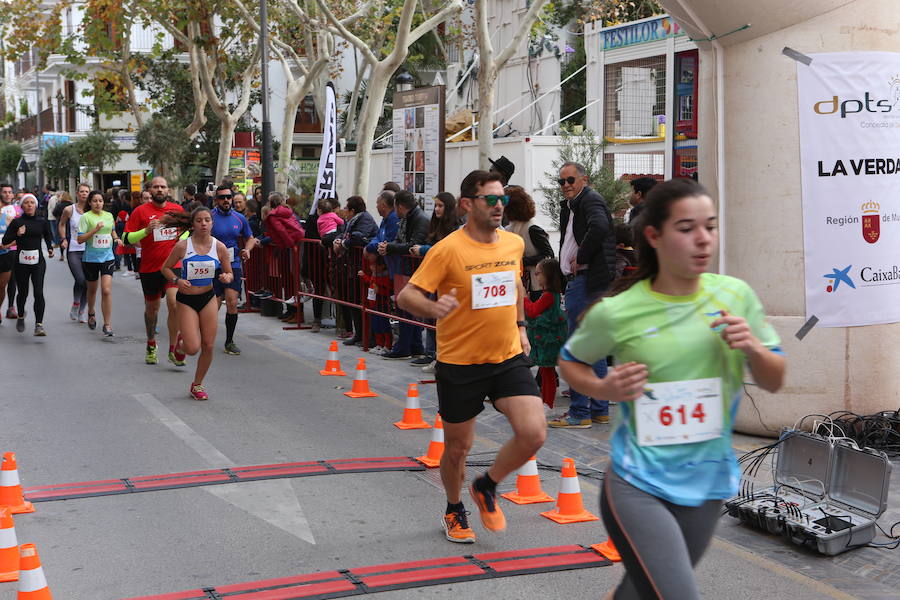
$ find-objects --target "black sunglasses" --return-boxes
[471,194,510,207]
[217,194,234,200]
[557,176,578,186]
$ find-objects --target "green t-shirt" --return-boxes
[564,273,782,505]
[78,210,115,263]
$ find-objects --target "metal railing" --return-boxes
[242,239,436,350]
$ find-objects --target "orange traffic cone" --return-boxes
[343,359,378,398]
[501,456,553,504]
[540,458,599,524]
[17,544,51,599]
[319,341,347,376]
[416,415,444,467]
[0,453,34,515]
[394,384,431,429]
[0,508,18,582]
[591,538,621,562]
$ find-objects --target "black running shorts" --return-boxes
[83,260,115,281]
[140,269,180,301]
[435,353,539,423]
[0,252,13,274]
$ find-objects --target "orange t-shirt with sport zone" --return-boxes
[408,228,524,366]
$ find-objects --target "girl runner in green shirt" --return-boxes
[77,190,119,335]
[559,178,785,600]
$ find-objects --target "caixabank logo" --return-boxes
[822,266,855,293]
[813,75,900,117]
[824,263,900,293]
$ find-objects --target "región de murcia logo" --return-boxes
[861,200,880,244]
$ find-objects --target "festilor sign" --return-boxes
[797,52,900,326]
[601,16,682,51]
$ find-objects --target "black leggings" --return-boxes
[14,260,46,323]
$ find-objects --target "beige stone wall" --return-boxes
[697,0,900,435]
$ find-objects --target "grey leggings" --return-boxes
[67,250,87,308]
[600,468,722,600]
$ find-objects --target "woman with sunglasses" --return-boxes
[1,194,54,335]
[559,178,785,599]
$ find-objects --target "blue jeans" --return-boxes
[564,273,608,419]
[424,328,436,358]
[393,315,424,356]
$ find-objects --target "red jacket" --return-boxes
[265,205,305,248]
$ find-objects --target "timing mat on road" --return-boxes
[23,456,425,502]
[124,544,612,600]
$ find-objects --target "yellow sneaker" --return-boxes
[442,509,476,543]
[469,480,506,532]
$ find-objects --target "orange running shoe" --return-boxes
[469,480,506,532]
[442,509,476,543]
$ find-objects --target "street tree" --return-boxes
[473,0,550,169]
[539,128,629,229]
[234,0,332,194]
[40,141,79,185]
[73,129,122,174]
[313,0,463,196]
[135,114,191,179]
[0,141,24,183]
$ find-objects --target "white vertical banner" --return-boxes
[797,52,900,327]
[312,82,337,215]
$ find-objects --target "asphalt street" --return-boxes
[0,256,885,599]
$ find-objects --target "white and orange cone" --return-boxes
[319,341,347,376]
[393,384,431,429]
[591,538,622,562]
[0,453,34,515]
[501,456,554,504]
[343,358,378,398]
[416,415,444,467]
[17,544,51,599]
[0,508,18,582]
[540,458,600,524]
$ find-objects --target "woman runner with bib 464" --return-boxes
[160,207,233,401]
[558,179,785,600]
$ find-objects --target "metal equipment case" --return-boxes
[725,431,892,555]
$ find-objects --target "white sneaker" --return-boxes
[422,361,436,373]
[370,345,383,354]
[78,306,87,323]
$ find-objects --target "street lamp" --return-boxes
[395,70,415,92]
[259,0,275,206]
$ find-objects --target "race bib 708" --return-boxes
[471,271,516,310]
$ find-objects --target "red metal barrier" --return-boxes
[243,239,437,352]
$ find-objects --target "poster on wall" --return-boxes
[797,52,900,327]
[392,85,445,214]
